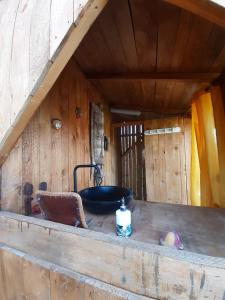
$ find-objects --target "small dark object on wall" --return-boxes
[39,182,47,191]
[23,182,33,196]
[75,106,82,118]
[23,182,33,216]
[104,136,109,151]
[24,197,32,216]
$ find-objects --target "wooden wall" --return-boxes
[0,0,108,166]
[0,59,112,214]
[144,117,191,204]
[0,244,148,300]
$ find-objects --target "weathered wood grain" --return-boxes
[1,59,109,213]
[0,244,150,300]
[84,200,225,258]
[0,0,20,148]
[0,0,108,165]
[1,246,25,299]
[87,72,220,81]
[0,212,225,299]
[1,140,23,213]
[144,117,191,204]
[164,0,225,29]
[50,0,74,58]
[75,0,225,115]
[29,0,51,91]
[10,0,35,123]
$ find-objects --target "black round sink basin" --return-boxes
[79,186,132,214]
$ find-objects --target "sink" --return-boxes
[79,186,132,214]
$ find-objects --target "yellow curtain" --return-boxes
[211,86,225,207]
[191,87,225,207]
[191,106,201,206]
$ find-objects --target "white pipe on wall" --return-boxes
[110,108,141,116]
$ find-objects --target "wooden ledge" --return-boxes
[0,211,225,299]
[0,244,150,299]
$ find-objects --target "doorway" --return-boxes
[115,123,146,200]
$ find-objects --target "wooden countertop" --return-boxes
[85,200,225,258]
[2,210,225,299]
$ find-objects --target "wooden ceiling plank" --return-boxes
[167,82,198,111]
[87,72,220,82]
[75,0,138,73]
[91,79,203,113]
[162,81,177,113]
[74,0,225,115]
[157,1,181,72]
[130,81,143,108]
[95,1,130,73]
[109,0,138,71]
[74,21,114,73]
[129,0,158,72]
[170,10,193,71]
[140,80,156,108]
[179,16,221,72]
[169,3,225,73]
[211,44,225,72]
[204,25,225,72]
[155,81,170,110]
[164,0,225,29]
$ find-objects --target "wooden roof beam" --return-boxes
[164,0,225,29]
[87,72,220,82]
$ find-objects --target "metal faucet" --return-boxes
[73,164,103,193]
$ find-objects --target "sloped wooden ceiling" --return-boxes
[74,0,225,114]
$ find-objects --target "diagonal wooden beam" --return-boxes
[0,0,108,166]
[87,72,220,82]
[164,0,225,29]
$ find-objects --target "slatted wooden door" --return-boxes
[118,124,146,200]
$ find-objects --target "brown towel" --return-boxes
[37,191,87,228]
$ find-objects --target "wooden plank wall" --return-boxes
[1,212,225,300]
[0,59,111,214]
[0,244,150,300]
[0,0,108,165]
[144,117,191,204]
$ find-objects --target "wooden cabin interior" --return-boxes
[1,0,225,299]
